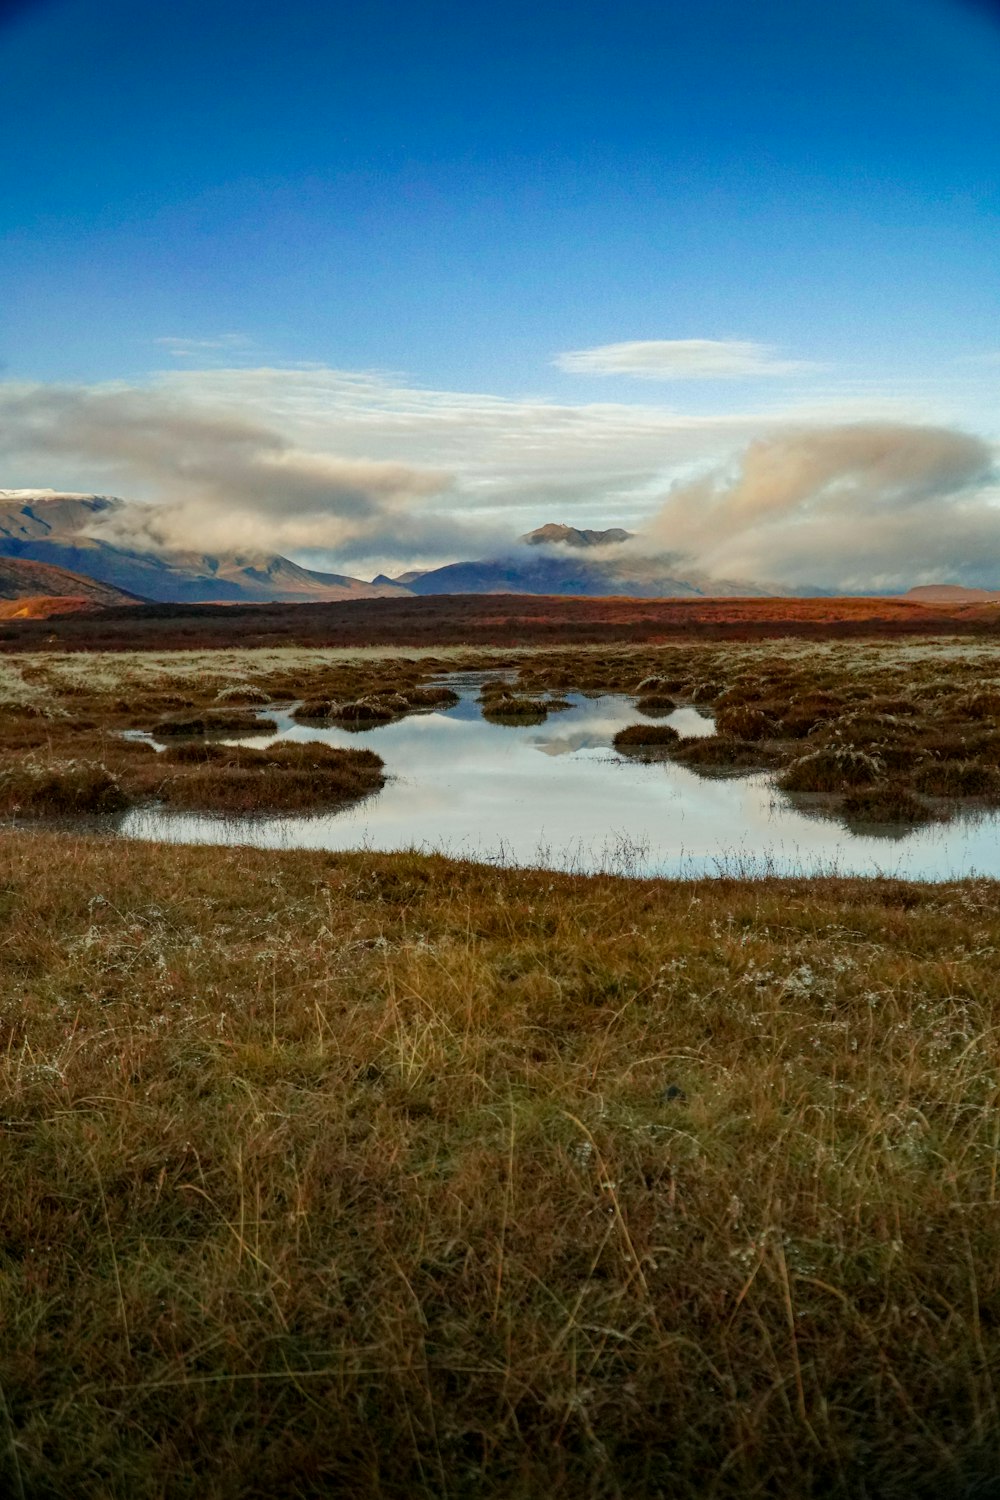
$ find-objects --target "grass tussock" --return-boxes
[0,834,999,1496]
[634,692,677,718]
[0,761,129,816]
[156,740,385,814]
[214,682,273,705]
[778,745,884,793]
[479,681,570,724]
[293,684,460,725]
[671,734,783,772]
[612,723,680,750]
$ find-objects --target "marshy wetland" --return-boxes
[6,640,1000,876]
[2,635,1000,1497]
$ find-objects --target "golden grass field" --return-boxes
[1,637,1000,1496]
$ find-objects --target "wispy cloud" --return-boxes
[154,334,256,361]
[553,338,822,380]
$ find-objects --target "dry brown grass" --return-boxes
[0,761,129,817]
[156,741,385,814]
[634,693,677,718]
[612,723,681,750]
[0,832,999,1497]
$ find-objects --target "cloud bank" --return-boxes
[634,423,1000,591]
[0,380,497,565]
[1,369,997,590]
[554,339,819,380]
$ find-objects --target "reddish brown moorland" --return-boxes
[2,590,1000,653]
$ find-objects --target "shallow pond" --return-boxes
[116,676,1000,880]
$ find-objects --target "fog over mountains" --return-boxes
[0,492,410,604]
[384,524,773,599]
[4,488,997,608]
[0,493,774,603]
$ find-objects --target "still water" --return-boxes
[116,677,1000,880]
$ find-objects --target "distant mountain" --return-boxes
[521,523,633,548]
[0,494,774,605]
[0,554,141,616]
[395,551,767,599]
[0,492,411,604]
[386,519,768,598]
[905,584,1000,603]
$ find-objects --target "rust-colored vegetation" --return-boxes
[3,635,1000,1493]
[507,639,1000,829]
[478,679,570,724]
[157,740,385,814]
[4,589,1000,654]
[612,722,680,750]
[7,636,1000,829]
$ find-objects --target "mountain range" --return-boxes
[375,523,769,598]
[0,495,776,605]
[0,492,409,604]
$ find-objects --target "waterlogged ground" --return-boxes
[118,676,1000,879]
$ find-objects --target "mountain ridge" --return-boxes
[0,493,411,604]
[0,553,142,617]
[521,523,633,548]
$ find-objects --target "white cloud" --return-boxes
[553,338,821,380]
[1,364,996,587]
[0,380,472,568]
[634,424,1000,591]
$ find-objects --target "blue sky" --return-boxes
[2,0,999,587]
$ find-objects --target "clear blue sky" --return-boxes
[3,0,999,404]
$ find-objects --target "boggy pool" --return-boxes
[118,676,1000,880]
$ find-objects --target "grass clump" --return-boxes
[294,686,459,725]
[214,682,272,704]
[671,734,782,773]
[158,740,385,814]
[778,745,884,793]
[613,723,680,750]
[479,681,569,724]
[714,704,778,740]
[0,760,129,816]
[292,697,334,721]
[330,698,396,725]
[404,685,460,709]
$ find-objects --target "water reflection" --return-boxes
[111,681,1000,880]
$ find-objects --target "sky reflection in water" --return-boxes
[119,684,1000,880]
